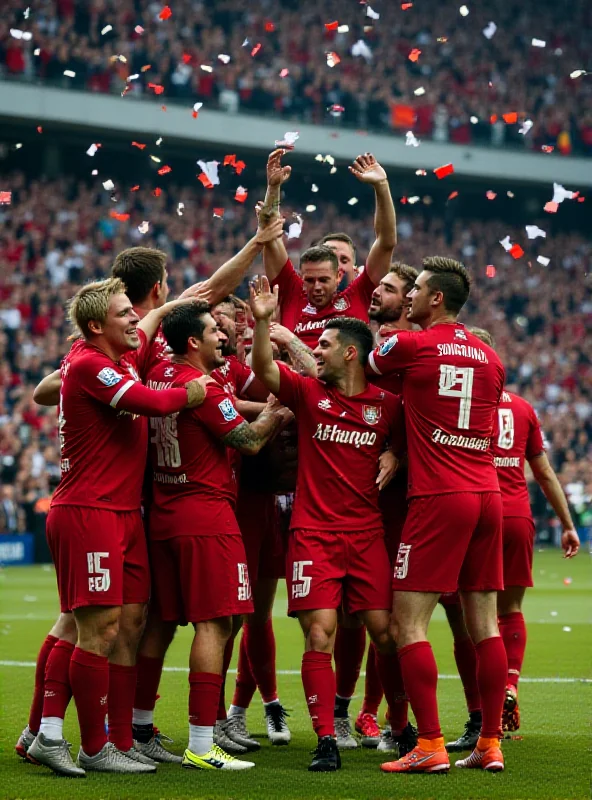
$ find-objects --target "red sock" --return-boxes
[28,634,58,734]
[217,637,234,720]
[475,636,507,739]
[133,655,164,712]
[361,643,383,717]
[70,647,109,757]
[301,651,335,738]
[498,612,527,689]
[108,663,137,752]
[232,630,257,709]
[398,641,441,740]
[189,672,223,726]
[454,637,481,713]
[375,650,408,734]
[42,640,74,720]
[246,618,278,704]
[334,625,366,699]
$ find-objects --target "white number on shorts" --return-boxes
[238,563,251,601]
[150,415,181,468]
[393,544,411,580]
[438,365,474,430]
[497,408,515,450]
[292,560,313,599]
[87,552,111,592]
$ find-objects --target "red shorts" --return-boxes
[46,505,150,613]
[503,517,535,588]
[394,492,503,594]
[150,535,254,625]
[236,491,285,583]
[286,529,391,616]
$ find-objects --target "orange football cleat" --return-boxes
[455,740,504,772]
[381,739,450,773]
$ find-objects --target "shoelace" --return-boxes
[268,705,289,731]
[210,744,234,762]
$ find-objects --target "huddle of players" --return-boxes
[16,149,579,777]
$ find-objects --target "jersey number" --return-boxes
[497,408,515,450]
[292,561,312,599]
[438,365,474,430]
[87,552,110,592]
[150,416,181,468]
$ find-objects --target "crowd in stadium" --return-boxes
[1,0,591,154]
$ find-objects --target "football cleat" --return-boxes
[355,712,381,748]
[265,702,291,745]
[393,722,419,757]
[455,743,504,772]
[15,725,36,761]
[445,718,481,752]
[119,745,158,766]
[213,721,248,754]
[377,725,397,752]
[78,741,156,773]
[334,716,358,749]
[502,685,520,732]
[223,715,261,751]
[133,731,182,763]
[381,742,450,773]
[182,743,255,771]
[27,733,86,777]
[308,735,341,772]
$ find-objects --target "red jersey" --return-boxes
[211,354,256,398]
[368,322,505,498]
[276,362,403,532]
[272,258,376,348]
[146,360,246,538]
[493,391,545,519]
[136,326,168,380]
[369,332,404,395]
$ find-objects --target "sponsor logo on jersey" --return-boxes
[294,318,327,335]
[431,428,490,451]
[436,343,489,363]
[318,398,332,410]
[494,456,521,468]
[218,397,238,422]
[454,328,468,341]
[379,334,398,356]
[362,405,381,425]
[97,367,123,387]
[333,296,350,312]
[312,423,377,449]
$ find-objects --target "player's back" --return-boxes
[493,391,545,518]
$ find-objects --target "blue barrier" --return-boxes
[0,534,35,565]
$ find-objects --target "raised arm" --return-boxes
[249,276,281,394]
[260,149,292,282]
[528,453,580,558]
[269,323,317,377]
[137,296,203,342]
[349,153,396,284]
[33,369,61,407]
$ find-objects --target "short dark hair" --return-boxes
[318,232,357,264]
[469,327,495,349]
[300,245,339,274]
[389,262,419,294]
[111,247,167,305]
[422,256,471,314]
[324,317,374,366]
[161,301,211,355]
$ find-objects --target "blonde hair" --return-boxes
[68,277,127,339]
[469,326,495,349]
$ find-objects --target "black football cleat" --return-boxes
[308,735,341,772]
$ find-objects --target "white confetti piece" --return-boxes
[415,169,427,176]
[470,115,478,123]
[325,154,335,166]
[86,143,99,157]
[24,7,30,19]
[156,137,163,146]
[483,21,497,39]
[10,29,33,40]
[311,184,319,192]
[218,54,231,64]
[150,155,161,162]
[348,197,358,205]
[91,169,98,175]
[366,5,380,19]
[414,86,426,96]
[275,131,299,148]
[287,214,303,239]
[306,205,317,212]
[330,166,337,174]
[562,626,571,632]
[519,119,533,135]
[138,220,150,234]
[499,235,512,252]
[570,69,585,79]
[127,73,140,81]
[351,39,373,61]
[200,65,213,72]
[525,225,546,240]
[405,131,420,147]
[242,38,249,47]
[102,179,115,191]
[459,5,469,16]
[177,202,185,216]
[326,52,340,68]
[537,255,550,266]
[15,143,23,149]
[197,159,220,185]
[550,611,558,616]
[552,182,575,204]
[337,24,350,32]
[408,196,420,204]
[63,69,76,78]
[531,38,546,47]
[135,25,144,34]
[315,154,324,162]
[101,24,113,35]
[33,48,40,55]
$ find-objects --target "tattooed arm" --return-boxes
[261,149,291,281]
[269,323,317,377]
[222,397,292,455]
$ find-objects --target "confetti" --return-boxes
[330,166,337,174]
[311,184,319,192]
[570,70,586,79]
[0,192,12,205]
[213,208,225,218]
[537,255,550,266]
[157,165,172,175]
[287,214,303,239]
[490,114,498,124]
[482,21,497,39]
[544,201,558,214]
[10,28,33,40]
[348,197,358,205]
[507,191,514,198]
[224,154,236,166]
[326,51,341,67]
[141,64,151,72]
[138,221,150,234]
[434,163,454,179]
[415,169,427,176]
[37,126,42,133]
[499,236,512,252]
[526,225,546,240]
[448,191,459,200]
[148,83,165,94]
[251,43,262,57]
[531,38,546,47]
[552,182,575,204]
[329,104,345,115]
[24,7,30,19]
[562,626,571,632]
[459,5,469,16]
[110,211,130,222]
[234,160,246,175]
[483,265,496,279]
[64,70,76,78]
[470,115,478,124]
[338,24,350,32]
[366,6,380,19]
[306,205,317,212]
[14,143,23,149]
[279,68,289,77]
[177,202,184,216]
[502,112,518,124]
[198,174,213,189]
[325,20,339,30]
[275,131,299,149]
[352,39,373,60]
[193,103,203,115]
[200,65,213,72]
[541,145,554,153]
[414,86,426,96]
[182,54,192,64]
[264,21,275,32]
[325,155,335,166]
[130,185,140,191]
[218,54,231,64]
[408,48,421,62]
[102,179,115,191]
[408,196,420,204]
[34,48,40,55]
[197,160,220,187]
[406,131,420,147]
[153,188,162,197]
[519,119,533,135]
[132,141,146,149]
[86,143,100,157]
[235,186,248,203]
[158,6,172,20]
[563,577,572,586]
[127,74,140,82]
[101,24,113,35]
[401,2,413,8]
[509,244,524,259]
[486,190,497,200]
[150,155,161,163]
[135,25,144,34]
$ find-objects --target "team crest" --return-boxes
[333,296,350,312]
[454,328,468,341]
[164,366,174,378]
[318,398,332,410]
[362,405,381,425]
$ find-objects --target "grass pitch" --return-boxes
[1,548,590,800]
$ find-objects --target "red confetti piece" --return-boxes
[502,112,518,124]
[509,244,524,259]
[0,192,12,204]
[264,21,275,32]
[408,48,421,62]
[401,2,413,7]
[130,185,140,191]
[37,126,43,133]
[148,83,164,94]
[326,51,341,67]
[486,190,497,200]
[234,160,246,175]
[486,265,496,278]
[577,196,585,203]
[448,191,459,200]
[541,145,554,153]
[213,208,225,218]
[161,105,167,111]
[153,188,162,197]
[251,43,262,57]
[325,21,339,30]
[490,114,498,124]
[400,197,408,204]
[141,64,151,72]
[279,68,289,78]
[110,211,130,222]
[182,53,192,64]
[132,141,146,149]
[224,154,237,166]
[234,187,248,203]
[192,110,198,118]
[329,104,345,113]
[158,5,172,20]
[544,201,558,213]
[157,165,171,175]
[198,173,214,189]
[434,163,454,179]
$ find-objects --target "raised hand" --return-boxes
[267,148,292,187]
[349,152,387,185]
[249,275,279,320]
